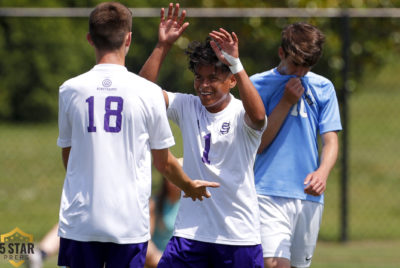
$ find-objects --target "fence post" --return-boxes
[340,12,350,242]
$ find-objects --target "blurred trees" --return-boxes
[1,0,400,121]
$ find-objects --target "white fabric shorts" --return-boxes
[258,195,324,268]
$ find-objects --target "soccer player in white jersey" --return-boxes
[56,2,219,267]
[139,4,267,267]
[250,22,342,268]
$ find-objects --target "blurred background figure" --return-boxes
[145,158,182,268]
[28,224,60,268]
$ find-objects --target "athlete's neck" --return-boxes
[95,49,126,66]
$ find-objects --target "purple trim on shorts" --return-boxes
[58,237,148,268]
[158,236,263,268]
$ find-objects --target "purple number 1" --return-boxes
[86,96,97,132]
[86,96,123,133]
[201,133,211,164]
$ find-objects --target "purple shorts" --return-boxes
[158,236,263,268]
[58,237,148,268]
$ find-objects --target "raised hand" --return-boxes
[209,28,239,66]
[183,180,220,201]
[159,3,189,46]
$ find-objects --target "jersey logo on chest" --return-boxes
[220,122,231,134]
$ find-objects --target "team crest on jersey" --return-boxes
[102,78,112,87]
[220,122,230,134]
[98,78,116,91]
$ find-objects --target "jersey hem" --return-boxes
[256,191,324,204]
[58,232,150,244]
[173,232,261,246]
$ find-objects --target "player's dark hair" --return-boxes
[89,2,132,51]
[281,22,325,67]
[185,37,230,74]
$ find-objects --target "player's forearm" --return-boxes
[139,42,172,82]
[257,100,292,153]
[235,70,266,129]
[153,149,192,193]
[318,132,339,174]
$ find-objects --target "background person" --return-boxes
[250,22,342,268]
[145,159,182,268]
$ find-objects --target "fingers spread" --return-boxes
[167,3,173,19]
[172,3,180,21]
[178,10,187,26]
[160,8,165,21]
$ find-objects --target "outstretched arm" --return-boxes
[304,131,339,196]
[209,28,265,130]
[257,78,304,153]
[152,148,220,201]
[139,3,189,83]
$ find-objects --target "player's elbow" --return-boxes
[253,113,267,130]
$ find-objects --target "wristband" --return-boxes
[221,50,244,74]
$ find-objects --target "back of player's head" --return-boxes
[185,37,230,74]
[89,2,132,51]
[281,22,325,67]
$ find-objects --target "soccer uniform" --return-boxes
[57,64,174,244]
[158,92,266,267]
[250,68,342,266]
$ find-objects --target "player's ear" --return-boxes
[278,46,285,60]
[87,33,94,47]
[125,32,132,47]
[228,73,237,89]
[124,32,132,55]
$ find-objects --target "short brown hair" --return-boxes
[185,37,230,74]
[89,2,132,51]
[281,22,325,67]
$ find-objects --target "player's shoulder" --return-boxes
[250,68,276,82]
[125,71,161,90]
[59,70,92,93]
[305,71,334,88]
[168,91,200,105]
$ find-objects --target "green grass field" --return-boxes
[1,59,400,267]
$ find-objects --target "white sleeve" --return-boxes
[57,85,72,148]
[166,91,184,126]
[147,87,175,150]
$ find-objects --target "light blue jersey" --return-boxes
[251,68,342,204]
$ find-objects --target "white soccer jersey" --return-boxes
[57,64,175,244]
[167,92,266,245]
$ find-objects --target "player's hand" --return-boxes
[209,28,239,66]
[283,78,304,105]
[303,169,328,196]
[183,180,220,201]
[159,3,189,46]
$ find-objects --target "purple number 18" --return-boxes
[86,96,123,133]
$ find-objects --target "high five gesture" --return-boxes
[159,3,189,46]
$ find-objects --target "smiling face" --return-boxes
[193,65,236,113]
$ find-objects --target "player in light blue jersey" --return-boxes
[140,3,266,267]
[250,22,342,268]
